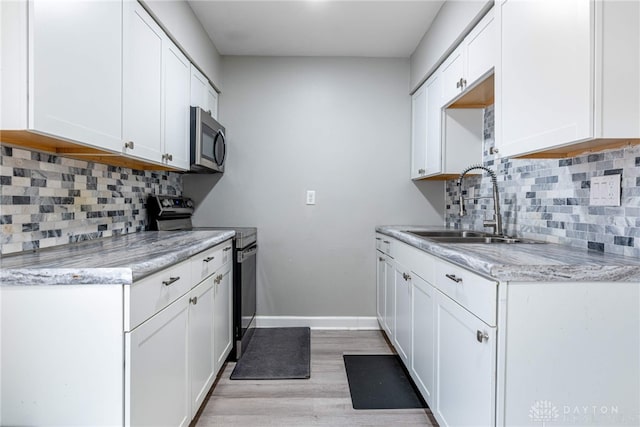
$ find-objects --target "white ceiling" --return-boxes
[187,0,445,57]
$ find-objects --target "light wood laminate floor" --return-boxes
[195,330,437,427]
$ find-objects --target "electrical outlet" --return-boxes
[590,174,621,206]
[306,190,316,205]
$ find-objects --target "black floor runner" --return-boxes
[343,354,427,410]
[230,327,310,380]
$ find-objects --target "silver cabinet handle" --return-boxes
[214,274,223,284]
[189,296,198,305]
[418,168,425,174]
[203,256,215,263]
[379,257,385,261]
[162,153,174,161]
[456,80,461,89]
[462,78,467,88]
[477,330,489,343]
[223,247,232,252]
[162,276,180,286]
[383,240,390,244]
[445,274,462,283]
[402,272,411,281]
[124,141,134,149]
[375,237,381,241]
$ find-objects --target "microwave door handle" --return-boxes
[216,130,226,165]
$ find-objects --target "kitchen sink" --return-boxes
[407,230,490,238]
[428,236,545,244]
[405,230,546,244]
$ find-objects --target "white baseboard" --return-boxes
[255,316,381,330]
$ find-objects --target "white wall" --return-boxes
[142,0,222,90]
[184,56,445,318]
[410,0,492,92]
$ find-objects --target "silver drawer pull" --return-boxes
[379,257,385,261]
[445,274,462,283]
[189,296,198,305]
[383,240,390,244]
[162,276,180,286]
[477,330,489,343]
[223,247,232,252]
[203,256,215,263]
[375,237,381,241]
[402,272,411,281]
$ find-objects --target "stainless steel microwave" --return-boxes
[190,106,226,173]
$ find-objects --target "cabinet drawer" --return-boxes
[375,234,393,257]
[125,259,192,331]
[432,258,497,326]
[191,240,233,284]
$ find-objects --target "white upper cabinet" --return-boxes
[123,1,190,170]
[164,38,191,170]
[29,0,123,151]
[190,65,208,111]
[411,71,445,179]
[206,85,219,120]
[464,7,496,92]
[122,0,164,164]
[190,64,219,120]
[440,45,465,106]
[495,0,640,158]
[411,81,428,179]
[441,7,496,106]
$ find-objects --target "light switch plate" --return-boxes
[590,174,621,206]
[306,190,316,205]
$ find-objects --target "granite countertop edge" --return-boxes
[0,230,236,286]
[376,225,640,282]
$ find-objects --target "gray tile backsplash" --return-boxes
[0,145,182,255]
[446,105,640,257]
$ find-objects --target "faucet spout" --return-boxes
[457,164,503,236]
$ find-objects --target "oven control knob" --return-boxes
[186,200,193,208]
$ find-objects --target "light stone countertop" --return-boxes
[377,225,640,282]
[0,230,235,286]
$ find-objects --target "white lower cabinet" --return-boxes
[434,291,496,427]
[188,277,216,417]
[213,262,233,372]
[0,239,233,426]
[394,265,412,366]
[126,293,191,427]
[410,274,435,404]
[376,234,640,427]
[376,250,386,323]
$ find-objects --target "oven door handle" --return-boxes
[237,246,257,263]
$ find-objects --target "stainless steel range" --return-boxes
[147,195,257,360]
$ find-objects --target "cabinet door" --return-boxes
[189,277,216,417]
[411,275,435,406]
[411,82,428,179]
[126,293,190,427]
[496,0,592,157]
[123,1,164,163]
[213,262,233,373]
[383,257,395,338]
[164,38,190,170]
[424,73,443,176]
[394,266,412,366]
[207,84,219,120]
[190,64,208,110]
[464,7,496,88]
[434,291,496,427]
[440,45,465,106]
[376,251,386,325]
[31,0,122,151]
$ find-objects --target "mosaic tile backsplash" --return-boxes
[0,145,183,255]
[446,105,640,257]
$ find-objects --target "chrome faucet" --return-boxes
[457,164,503,236]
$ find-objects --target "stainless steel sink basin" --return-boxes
[428,236,545,244]
[407,230,490,238]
